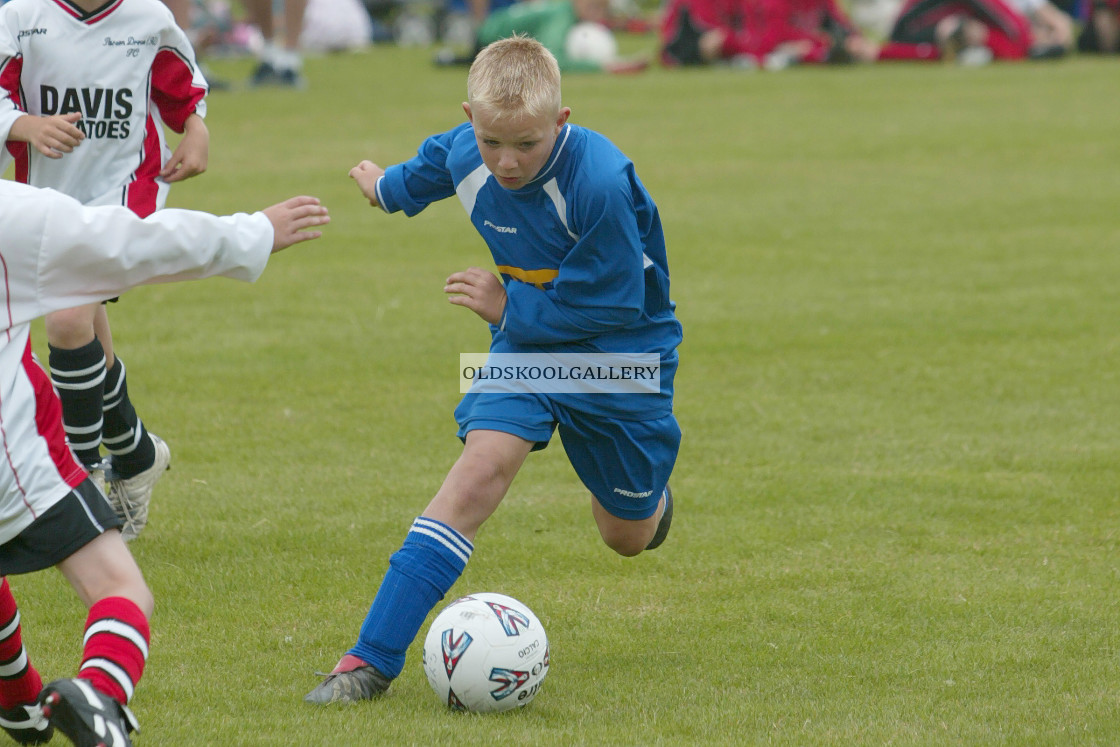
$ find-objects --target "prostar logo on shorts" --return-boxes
[612,487,654,498]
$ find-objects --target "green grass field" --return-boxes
[13,44,1120,745]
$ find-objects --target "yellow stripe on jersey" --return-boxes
[496,265,559,290]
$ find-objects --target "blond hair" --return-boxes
[467,36,562,121]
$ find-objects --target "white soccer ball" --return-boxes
[564,22,618,65]
[422,592,550,713]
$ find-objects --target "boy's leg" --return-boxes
[100,306,156,477]
[55,531,153,701]
[0,579,52,745]
[588,484,671,554]
[44,531,150,745]
[282,0,309,51]
[305,429,534,704]
[245,0,307,86]
[421,429,536,539]
[45,304,106,470]
[0,477,148,745]
[244,0,277,83]
[56,530,153,621]
[102,356,169,542]
[558,411,681,556]
[91,306,166,541]
[0,579,45,707]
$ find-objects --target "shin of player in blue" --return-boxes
[304,517,473,704]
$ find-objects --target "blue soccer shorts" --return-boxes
[455,391,681,521]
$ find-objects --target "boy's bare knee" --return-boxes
[44,306,97,347]
[595,520,653,557]
[603,535,646,557]
[591,496,656,557]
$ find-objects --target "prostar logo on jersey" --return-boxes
[40,85,133,139]
[483,219,517,234]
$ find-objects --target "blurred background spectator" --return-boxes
[134,0,1120,76]
[878,0,1073,64]
[1078,0,1120,51]
[160,0,232,89]
[435,0,650,72]
[245,0,309,86]
[660,0,879,68]
[301,0,374,52]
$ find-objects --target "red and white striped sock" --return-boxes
[0,579,43,708]
[78,597,149,704]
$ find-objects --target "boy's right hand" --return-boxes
[9,113,84,158]
[349,160,385,207]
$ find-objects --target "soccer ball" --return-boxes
[422,592,550,713]
[564,22,618,65]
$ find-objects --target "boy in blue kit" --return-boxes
[305,35,682,705]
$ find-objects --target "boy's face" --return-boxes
[464,102,571,191]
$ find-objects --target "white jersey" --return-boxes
[0,180,272,544]
[0,0,207,214]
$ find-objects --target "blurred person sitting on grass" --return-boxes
[305,35,680,706]
[0,184,327,747]
[660,0,880,69]
[878,0,1074,63]
[436,0,650,72]
[1078,0,1120,52]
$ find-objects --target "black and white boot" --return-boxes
[39,679,138,747]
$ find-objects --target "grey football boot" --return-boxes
[305,655,391,705]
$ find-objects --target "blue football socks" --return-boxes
[349,517,473,679]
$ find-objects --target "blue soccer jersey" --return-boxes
[375,121,682,419]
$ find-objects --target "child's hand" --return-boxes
[262,196,330,253]
[9,113,84,158]
[445,267,507,325]
[161,114,209,183]
[349,160,385,207]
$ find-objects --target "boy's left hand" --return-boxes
[262,196,330,253]
[161,114,209,183]
[445,267,507,325]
